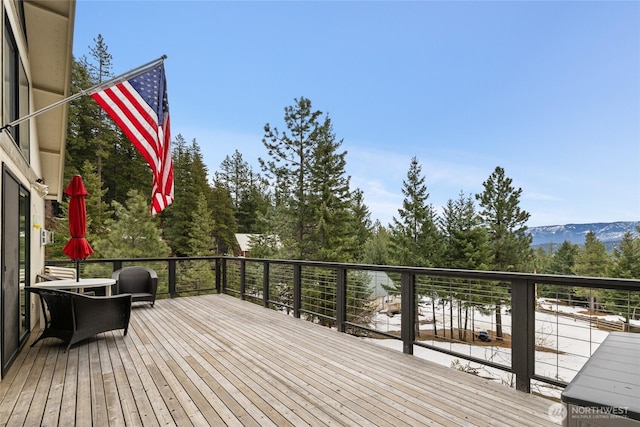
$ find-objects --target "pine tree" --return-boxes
[441,192,490,270]
[531,246,552,275]
[93,189,170,258]
[209,180,238,255]
[362,221,391,265]
[388,157,443,337]
[161,134,193,255]
[260,97,322,259]
[176,192,218,294]
[537,240,579,301]
[476,166,532,271]
[476,166,532,339]
[439,192,491,340]
[217,150,270,233]
[260,97,360,261]
[88,34,112,85]
[161,135,216,256]
[603,228,640,322]
[545,240,579,275]
[308,115,354,262]
[88,34,113,198]
[610,228,640,279]
[573,231,612,312]
[65,56,103,180]
[103,126,150,206]
[251,200,293,259]
[346,189,373,263]
[79,161,111,241]
[235,170,271,233]
[389,157,443,267]
[188,193,217,256]
[217,149,249,210]
[573,231,611,277]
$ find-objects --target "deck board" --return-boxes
[0,293,559,426]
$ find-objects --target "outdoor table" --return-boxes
[34,278,116,296]
[561,332,640,426]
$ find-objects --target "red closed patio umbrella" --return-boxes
[62,175,94,281]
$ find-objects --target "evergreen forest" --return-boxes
[46,37,640,318]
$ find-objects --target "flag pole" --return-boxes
[0,55,167,132]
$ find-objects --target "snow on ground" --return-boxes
[364,298,630,399]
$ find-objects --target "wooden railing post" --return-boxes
[511,279,535,393]
[336,267,347,333]
[401,272,415,355]
[293,264,301,319]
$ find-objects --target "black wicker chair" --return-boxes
[112,267,158,307]
[26,287,131,352]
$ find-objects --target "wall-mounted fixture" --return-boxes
[32,178,48,197]
[40,229,54,246]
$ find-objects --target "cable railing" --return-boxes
[46,256,640,398]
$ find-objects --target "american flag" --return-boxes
[91,63,174,214]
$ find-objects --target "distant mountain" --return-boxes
[529,221,640,250]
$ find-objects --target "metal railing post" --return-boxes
[240,259,246,300]
[511,279,535,393]
[215,258,221,294]
[336,267,347,332]
[293,264,301,318]
[401,272,415,355]
[221,258,227,294]
[168,259,177,298]
[263,261,270,308]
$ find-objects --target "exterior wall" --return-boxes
[1,0,46,370]
[0,132,47,322]
[0,0,74,377]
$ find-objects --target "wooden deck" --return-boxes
[0,294,559,426]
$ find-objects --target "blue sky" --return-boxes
[73,1,639,227]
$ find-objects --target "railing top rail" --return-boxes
[46,256,640,291]
[221,257,640,290]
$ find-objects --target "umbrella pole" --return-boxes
[76,260,80,282]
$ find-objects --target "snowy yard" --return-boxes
[365,298,638,399]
